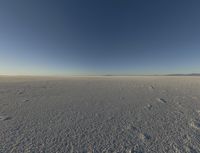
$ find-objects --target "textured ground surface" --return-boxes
[0,76,200,153]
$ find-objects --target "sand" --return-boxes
[0,76,200,153]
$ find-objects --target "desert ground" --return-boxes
[0,76,200,153]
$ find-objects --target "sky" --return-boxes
[0,0,200,76]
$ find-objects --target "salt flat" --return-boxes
[0,76,200,153]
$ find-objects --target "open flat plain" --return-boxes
[0,76,200,153]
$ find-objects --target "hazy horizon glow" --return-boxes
[0,0,200,76]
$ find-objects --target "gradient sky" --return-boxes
[0,0,200,75]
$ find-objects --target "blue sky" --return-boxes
[0,0,200,75]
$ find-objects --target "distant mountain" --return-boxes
[166,73,200,76]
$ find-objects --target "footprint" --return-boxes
[184,145,198,153]
[176,102,182,107]
[124,125,138,131]
[196,110,200,115]
[190,120,200,130]
[171,144,181,153]
[156,98,167,103]
[23,99,29,102]
[41,86,47,89]
[120,96,125,100]
[146,104,152,110]
[0,115,11,121]
[148,85,155,90]
[129,144,144,153]
[138,133,151,142]
[17,90,24,95]
[87,144,94,153]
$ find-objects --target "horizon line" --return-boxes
[0,73,200,77]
